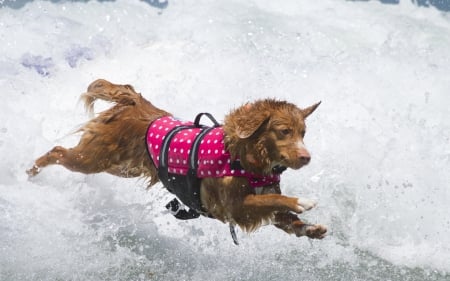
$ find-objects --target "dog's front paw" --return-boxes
[293,223,327,239]
[304,224,327,239]
[294,198,317,213]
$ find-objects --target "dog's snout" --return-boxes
[298,149,311,165]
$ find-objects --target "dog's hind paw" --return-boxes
[26,165,40,177]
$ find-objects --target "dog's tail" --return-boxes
[81,79,142,116]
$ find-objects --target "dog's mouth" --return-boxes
[271,164,287,174]
[278,154,310,170]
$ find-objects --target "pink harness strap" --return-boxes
[146,116,280,188]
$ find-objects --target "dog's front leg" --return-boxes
[274,212,327,239]
[232,194,325,237]
[242,193,317,214]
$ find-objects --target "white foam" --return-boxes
[1,0,449,279]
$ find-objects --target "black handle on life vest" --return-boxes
[194,112,221,128]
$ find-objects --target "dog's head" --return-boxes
[223,99,320,175]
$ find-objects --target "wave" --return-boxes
[1,1,449,280]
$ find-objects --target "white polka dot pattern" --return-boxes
[146,116,280,188]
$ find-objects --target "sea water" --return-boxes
[0,0,449,280]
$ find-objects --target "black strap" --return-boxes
[158,125,194,189]
[165,198,200,220]
[229,224,239,245]
[188,126,217,171]
[188,112,222,183]
[194,112,221,128]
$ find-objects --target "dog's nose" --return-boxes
[298,149,311,165]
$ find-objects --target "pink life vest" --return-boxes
[146,116,280,188]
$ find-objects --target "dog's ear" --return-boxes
[235,105,270,139]
[302,101,321,119]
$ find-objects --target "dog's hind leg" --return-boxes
[27,146,66,176]
[27,145,109,176]
[274,212,327,239]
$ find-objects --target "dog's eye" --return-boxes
[280,129,292,136]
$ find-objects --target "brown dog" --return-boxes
[27,79,327,240]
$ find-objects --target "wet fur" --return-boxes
[27,79,327,239]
